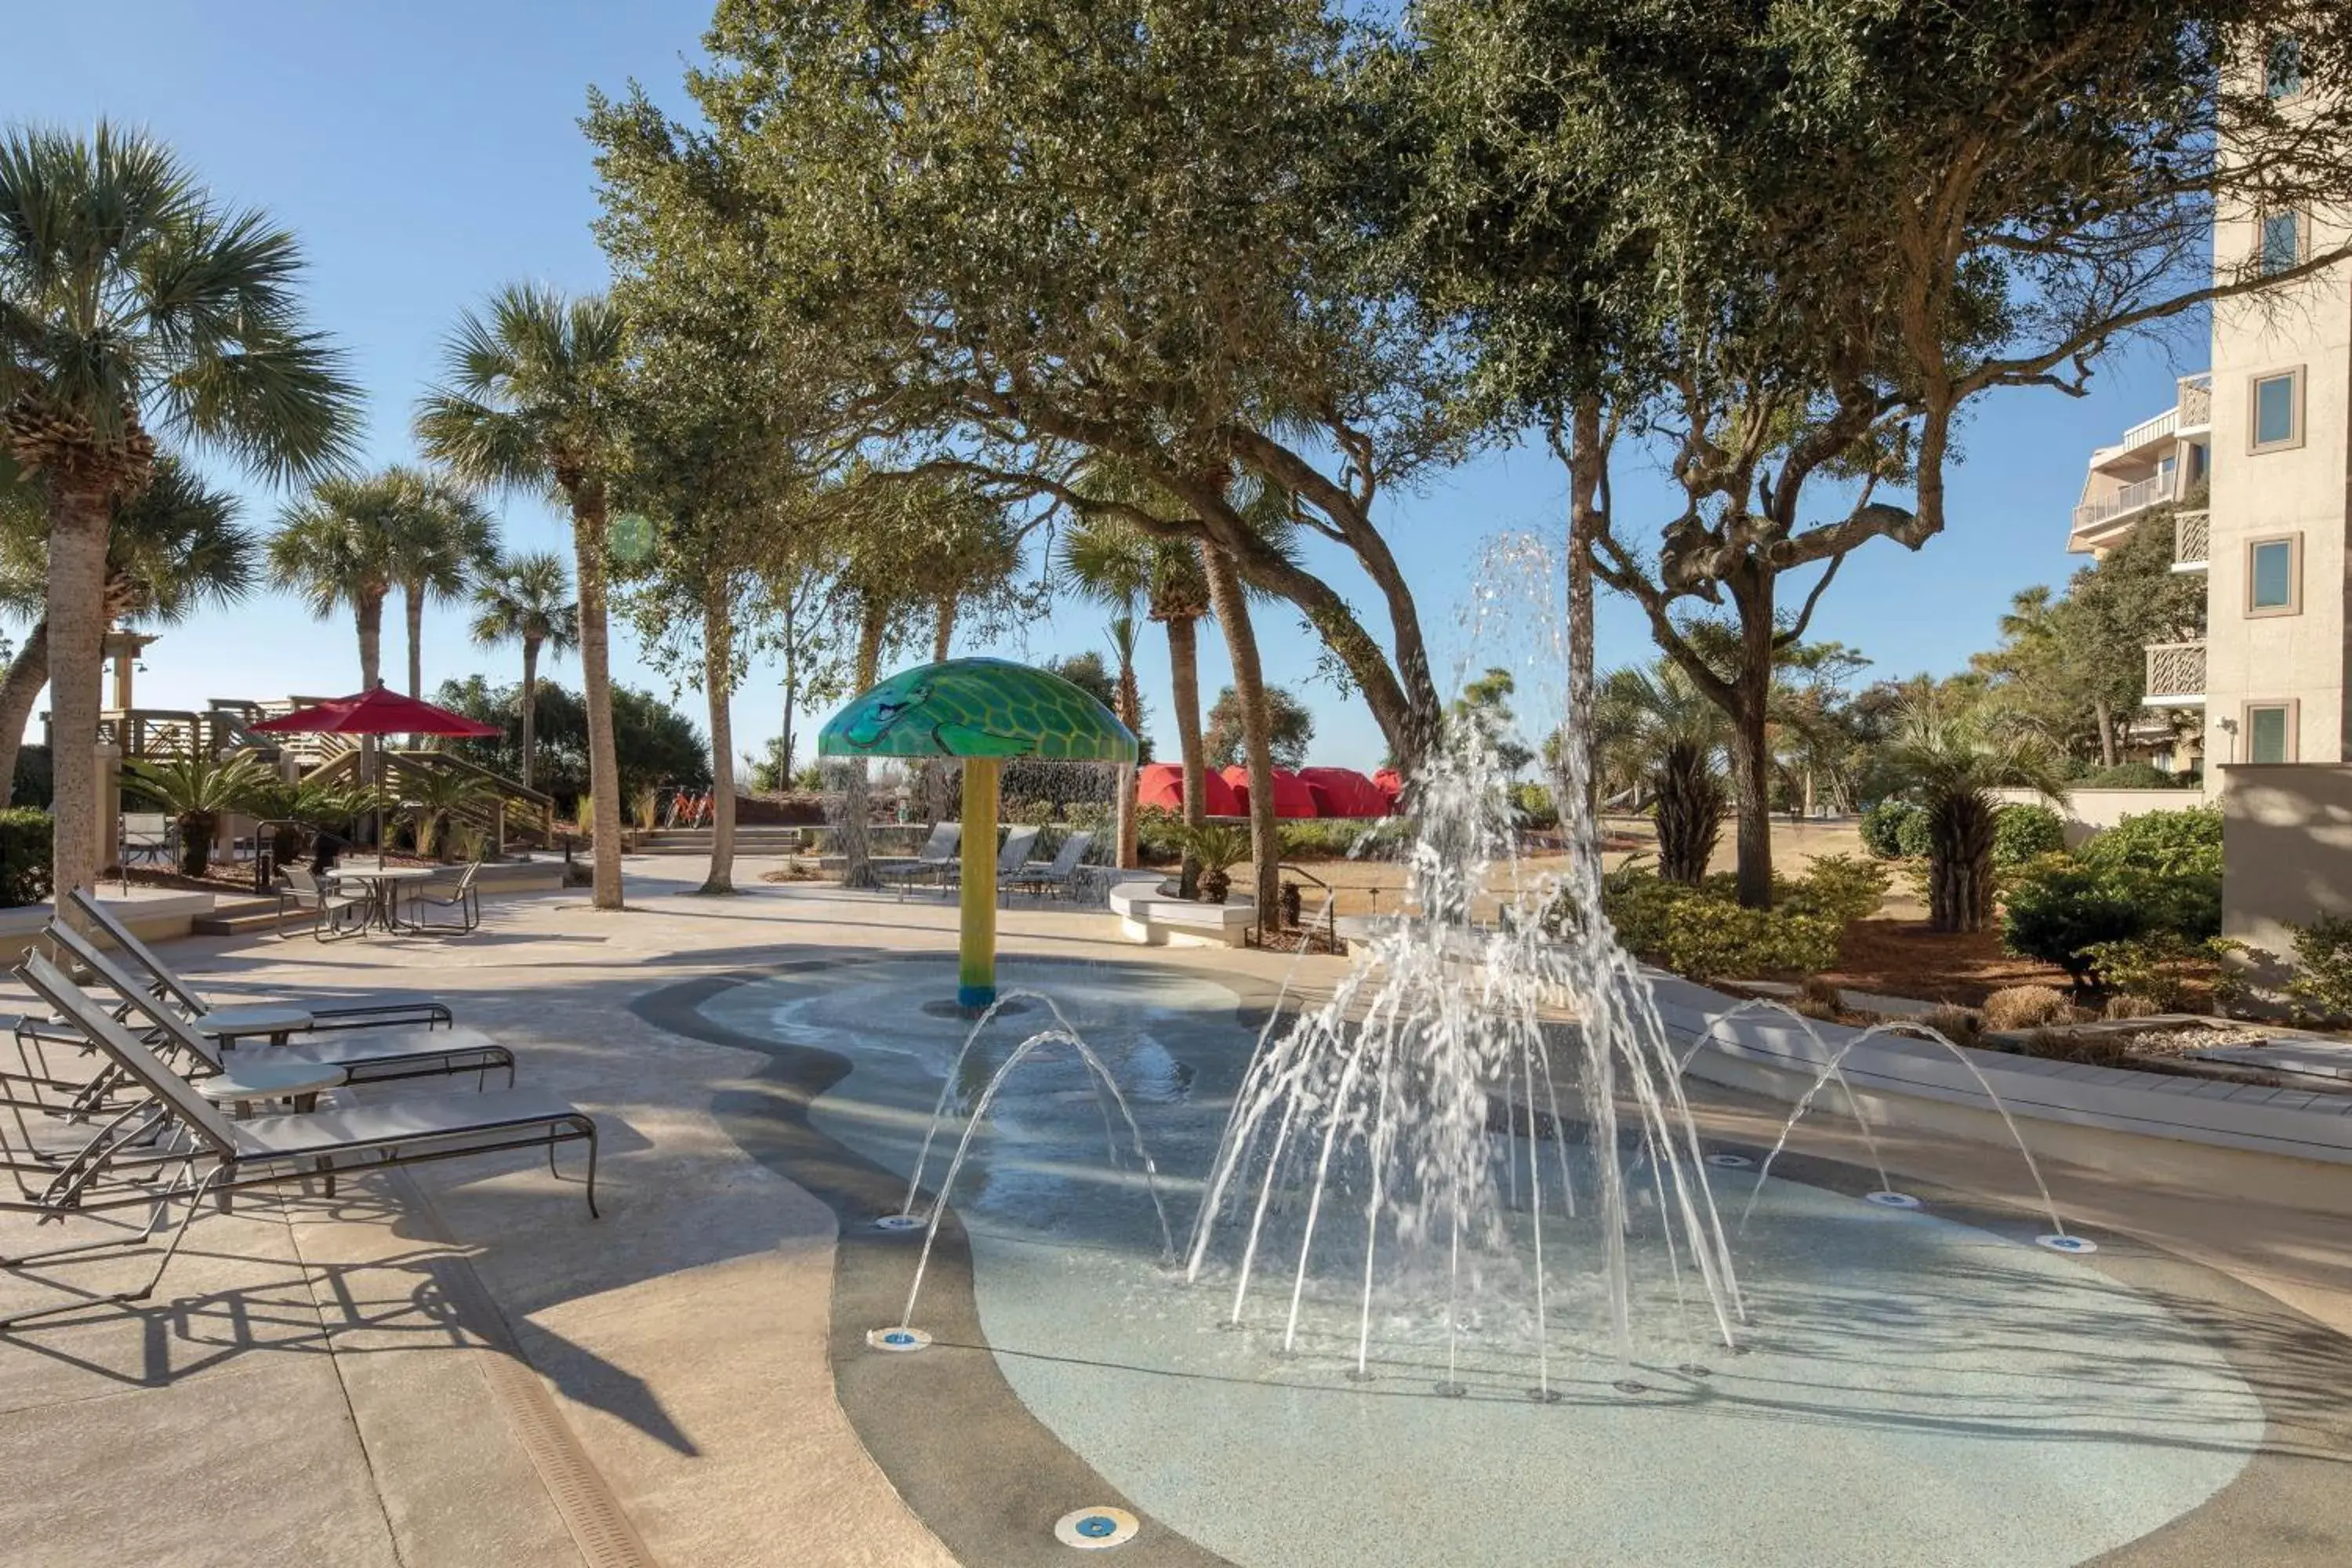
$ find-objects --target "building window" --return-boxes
[2245,702,2296,764]
[2251,368,2303,451]
[2261,209,2303,276]
[2248,534,2301,615]
[2268,35,2304,99]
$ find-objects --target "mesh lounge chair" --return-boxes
[873,822,961,898]
[1009,829,1094,900]
[47,921,514,1094]
[400,860,483,934]
[2,953,597,1330]
[67,888,456,1034]
[279,866,368,940]
[946,826,1039,902]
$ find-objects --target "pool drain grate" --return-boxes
[2036,1233,2099,1255]
[1864,1191,1924,1210]
[867,1326,933,1352]
[872,1213,926,1232]
[1704,1152,1754,1169]
[1055,1506,1140,1548]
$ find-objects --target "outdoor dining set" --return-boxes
[277,859,484,940]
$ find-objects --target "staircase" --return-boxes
[633,824,813,857]
[309,747,557,851]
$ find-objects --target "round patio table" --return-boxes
[196,1060,344,1117]
[198,1004,315,1047]
[328,866,440,932]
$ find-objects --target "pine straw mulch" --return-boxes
[1813,919,2078,1008]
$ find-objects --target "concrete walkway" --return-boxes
[4,856,2350,1566]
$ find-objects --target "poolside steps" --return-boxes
[631,827,814,857]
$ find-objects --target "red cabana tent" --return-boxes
[1296,767,1392,818]
[1220,764,1319,818]
[1134,762,1243,817]
[1371,767,1405,808]
[252,688,502,739]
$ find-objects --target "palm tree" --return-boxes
[469,550,578,789]
[0,122,358,905]
[416,284,627,909]
[0,456,259,794]
[386,466,498,698]
[1056,519,1150,869]
[268,471,405,688]
[1889,702,2070,933]
[1594,660,1730,885]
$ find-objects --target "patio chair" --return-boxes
[119,813,176,867]
[946,826,1039,902]
[401,859,482,934]
[2,953,598,1330]
[1008,829,1094,900]
[47,920,515,1094]
[279,866,368,941]
[873,821,961,898]
[66,887,458,1034]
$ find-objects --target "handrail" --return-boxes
[1273,861,1341,953]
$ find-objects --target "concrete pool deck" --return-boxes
[3,856,2350,1565]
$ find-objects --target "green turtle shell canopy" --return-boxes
[818,658,1139,762]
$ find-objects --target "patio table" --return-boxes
[328,866,440,932]
[198,1004,315,1047]
[196,1059,344,1117]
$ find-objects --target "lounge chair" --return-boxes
[47,921,514,1094]
[119,813,176,867]
[67,887,456,1034]
[1009,829,1094,900]
[947,826,1040,902]
[2,953,597,1330]
[873,822,961,898]
[400,859,483,934]
[279,866,368,940]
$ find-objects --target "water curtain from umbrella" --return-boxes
[252,689,502,866]
[818,658,1138,1009]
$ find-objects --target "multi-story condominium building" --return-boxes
[2065,48,2342,790]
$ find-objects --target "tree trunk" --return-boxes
[838,599,886,888]
[403,583,424,698]
[1726,572,1778,908]
[519,635,540,790]
[1113,653,1141,869]
[1201,543,1278,938]
[779,594,799,787]
[0,619,52,807]
[1166,613,1207,898]
[919,597,959,824]
[2093,695,2118,770]
[1654,742,1726,885]
[357,592,386,691]
[701,579,737,895]
[1928,793,2000,933]
[571,481,625,910]
[46,478,110,909]
[1563,401,1605,826]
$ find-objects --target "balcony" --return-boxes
[2074,467,2180,535]
[2178,374,2212,431]
[2172,510,2209,571]
[2145,641,2206,706]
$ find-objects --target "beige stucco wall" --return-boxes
[1989,786,2206,847]
[2202,198,2351,781]
[2220,762,2352,1002]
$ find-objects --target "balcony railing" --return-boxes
[2145,641,2207,702]
[2074,468,2180,534]
[2178,375,2212,430]
[2173,510,2210,569]
[2118,406,2179,453]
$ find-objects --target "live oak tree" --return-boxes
[584,0,1468,774]
[1407,0,2352,905]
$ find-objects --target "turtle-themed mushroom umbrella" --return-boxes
[818,657,1139,1011]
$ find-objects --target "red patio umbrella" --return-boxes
[1295,767,1392,818]
[1220,764,1319,818]
[251,688,501,739]
[1135,762,1243,817]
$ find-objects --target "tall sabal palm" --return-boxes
[1056,519,1149,869]
[0,122,358,903]
[469,550,579,789]
[1889,702,2070,934]
[416,285,627,909]
[386,467,499,697]
[268,471,405,688]
[0,456,259,793]
[1594,660,1730,885]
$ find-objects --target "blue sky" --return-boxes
[9,1,2205,773]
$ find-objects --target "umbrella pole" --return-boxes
[957,758,999,1011]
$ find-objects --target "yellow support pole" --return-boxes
[957,757,1000,1011]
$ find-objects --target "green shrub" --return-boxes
[1279,818,1380,859]
[2285,915,2352,1022]
[2078,805,2223,880]
[1137,805,1186,862]
[1599,873,1843,980]
[10,744,50,810]
[1894,805,1934,860]
[0,808,51,907]
[1859,799,1916,859]
[2074,761,2194,789]
[1780,854,1889,925]
[1993,804,2067,868]
[1510,782,1559,831]
[2000,855,2151,989]
[2079,933,2245,1013]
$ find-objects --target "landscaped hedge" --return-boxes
[1592,857,1880,981]
[1859,799,1915,859]
[1992,803,2067,868]
[1999,806,2227,993]
[0,808,53,908]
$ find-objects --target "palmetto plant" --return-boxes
[0,122,358,904]
[1889,702,2070,933]
[122,753,274,878]
[417,284,627,909]
[0,455,259,790]
[1171,821,1250,904]
[398,767,497,861]
[1594,660,1730,885]
[469,550,578,789]
[270,471,407,688]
